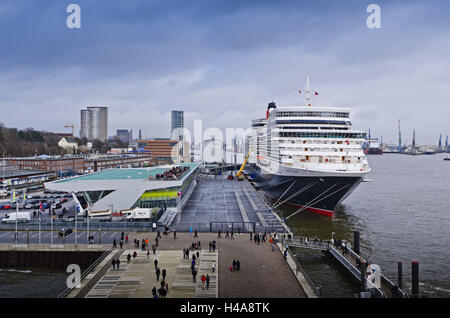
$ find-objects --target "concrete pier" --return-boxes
[69,232,308,298]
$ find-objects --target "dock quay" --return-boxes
[64,232,309,298]
[283,235,409,298]
[170,175,287,234]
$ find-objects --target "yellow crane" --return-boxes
[64,123,77,137]
[236,151,250,180]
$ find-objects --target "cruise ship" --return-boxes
[246,77,370,216]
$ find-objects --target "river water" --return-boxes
[0,268,66,297]
[285,152,450,298]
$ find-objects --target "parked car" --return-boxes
[58,228,73,237]
[24,204,33,209]
[2,204,11,210]
[60,198,68,203]
[227,175,234,180]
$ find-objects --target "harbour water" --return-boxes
[0,268,66,297]
[286,152,450,297]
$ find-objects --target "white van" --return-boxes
[127,208,152,221]
[2,212,31,223]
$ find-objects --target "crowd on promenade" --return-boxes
[152,166,189,181]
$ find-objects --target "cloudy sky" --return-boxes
[0,0,449,145]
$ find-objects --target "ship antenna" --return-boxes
[299,75,317,107]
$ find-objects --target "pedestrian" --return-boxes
[236,260,240,271]
[134,238,137,247]
[154,259,158,270]
[133,251,137,258]
[206,274,210,290]
[192,269,197,283]
[231,230,234,239]
[127,253,131,264]
[174,230,177,239]
[147,250,150,258]
[121,231,124,241]
[209,242,212,252]
[218,230,221,238]
[162,269,167,281]
[284,249,287,260]
[125,235,128,243]
[120,239,123,249]
[196,251,200,259]
[232,259,237,271]
[152,286,158,298]
[113,238,117,248]
[225,230,229,238]
[116,258,120,270]
[156,267,161,281]
[194,229,198,238]
[111,258,116,270]
[201,274,206,290]
[152,244,156,255]
[212,261,216,273]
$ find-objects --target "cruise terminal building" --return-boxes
[44,162,200,214]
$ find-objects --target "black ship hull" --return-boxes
[247,164,362,217]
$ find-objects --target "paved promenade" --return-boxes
[75,232,306,298]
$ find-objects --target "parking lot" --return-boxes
[0,190,79,221]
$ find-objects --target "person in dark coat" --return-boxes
[156,267,161,281]
[206,274,210,289]
[162,269,167,280]
[113,238,117,248]
[232,259,237,271]
[111,258,116,270]
[127,253,131,263]
[236,260,240,271]
[154,259,158,270]
[116,258,120,270]
[152,286,158,298]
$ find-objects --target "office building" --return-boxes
[80,106,108,141]
[171,111,184,140]
[117,129,132,144]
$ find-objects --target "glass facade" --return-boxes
[276,111,349,118]
[276,131,366,139]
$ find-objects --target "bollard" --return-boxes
[412,261,419,297]
[360,261,367,293]
[397,261,403,290]
[353,231,360,255]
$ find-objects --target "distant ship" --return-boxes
[362,138,383,155]
[246,77,370,217]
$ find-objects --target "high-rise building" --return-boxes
[80,109,91,140]
[171,110,184,141]
[117,129,132,144]
[80,106,108,142]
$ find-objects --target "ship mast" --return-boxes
[299,75,316,107]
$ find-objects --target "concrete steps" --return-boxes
[194,250,218,298]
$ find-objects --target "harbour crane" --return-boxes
[64,123,77,137]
